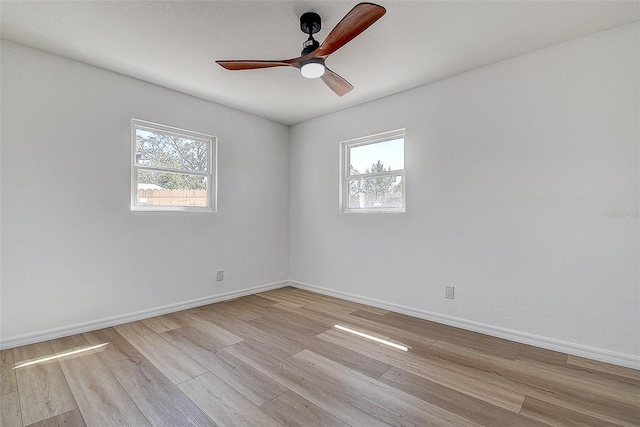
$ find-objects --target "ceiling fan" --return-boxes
[216,2,386,96]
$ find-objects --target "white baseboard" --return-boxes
[0,281,289,350]
[290,280,640,370]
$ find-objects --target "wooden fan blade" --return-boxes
[216,60,294,70]
[321,68,353,96]
[316,3,386,58]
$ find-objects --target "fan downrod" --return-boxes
[300,12,321,55]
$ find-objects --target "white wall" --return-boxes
[1,41,290,345]
[289,23,639,366]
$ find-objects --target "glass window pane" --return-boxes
[349,138,404,175]
[136,170,208,207]
[348,175,403,209]
[136,129,208,172]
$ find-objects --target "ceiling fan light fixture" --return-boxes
[216,3,386,95]
[300,58,325,79]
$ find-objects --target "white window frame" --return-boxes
[340,128,406,214]
[131,119,217,212]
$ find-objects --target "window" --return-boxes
[131,119,216,212]
[341,129,405,213]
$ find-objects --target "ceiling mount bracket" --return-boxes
[300,12,321,35]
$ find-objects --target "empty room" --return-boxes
[1,1,638,426]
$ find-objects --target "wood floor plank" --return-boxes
[195,302,258,322]
[50,335,150,426]
[275,302,438,352]
[246,316,325,348]
[515,344,568,366]
[512,353,640,398]
[26,409,86,427]
[12,342,77,426]
[114,321,207,384]
[347,304,389,315]
[271,302,372,330]
[317,329,527,412]
[108,355,214,426]
[289,288,390,315]
[259,307,333,335]
[378,366,545,427]
[167,311,243,347]
[269,303,391,338]
[216,300,270,321]
[567,355,640,382]
[255,288,312,305]
[351,309,521,360]
[1,391,22,427]
[520,397,622,427]
[284,296,356,315]
[306,337,393,379]
[83,327,142,365]
[261,391,350,427]
[178,372,282,427]
[270,301,305,309]
[257,289,354,315]
[272,288,353,308]
[223,339,392,427]
[1,349,18,395]
[336,315,438,354]
[426,340,640,426]
[161,326,288,406]
[240,294,280,307]
[289,349,484,427]
[322,324,635,424]
[142,315,183,334]
[195,308,304,358]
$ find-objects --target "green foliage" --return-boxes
[349,164,363,201]
[136,132,208,190]
[138,170,206,190]
[349,160,402,208]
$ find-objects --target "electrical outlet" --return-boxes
[216,270,224,281]
[445,286,454,299]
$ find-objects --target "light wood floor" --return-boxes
[2,287,638,427]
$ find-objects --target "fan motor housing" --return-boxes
[300,12,321,35]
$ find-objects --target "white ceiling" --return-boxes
[1,1,638,125]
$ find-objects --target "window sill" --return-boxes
[130,205,215,213]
